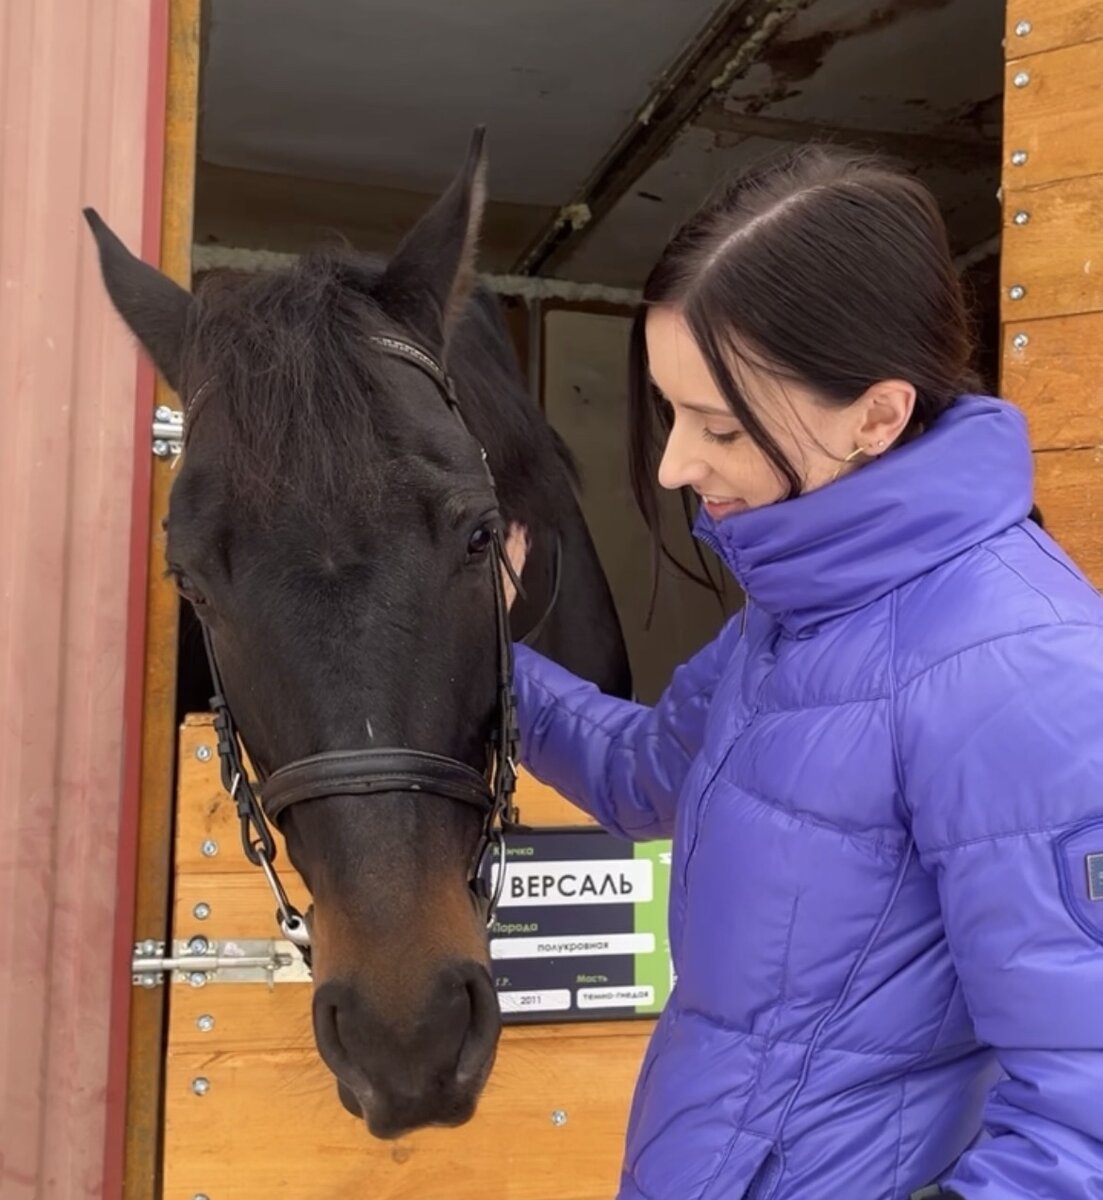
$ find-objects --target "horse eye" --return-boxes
[172,569,207,607]
[467,524,494,558]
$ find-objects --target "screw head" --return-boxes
[195,744,212,762]
[187,935,210,955]
[139,976,158,989]
[193,902,211,921]
[191,1076,210,1096]
[1012,332,1030,350]
[201,839,218,858]
[155,405,173,421]
[551,1109,567,1126]
[1011,149,1028,166]
[194,1195,211,1200]
[1013,70,1030,88]
[152,440,170,458]
[1009,285,1026,301]
[188,971,208,988]
[1013,210,1031,225]
[141,939,158,955]
[196,1014,215,1033]
[1015,19,1032,36]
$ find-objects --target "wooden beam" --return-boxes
[693,107,1000,168]
[511,0,806,278]
[122,1,199,1196]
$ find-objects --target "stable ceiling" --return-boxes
[195,0,1006,289]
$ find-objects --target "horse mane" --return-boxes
[184,246,577,534]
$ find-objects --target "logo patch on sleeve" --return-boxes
[1088,853,1103,902]
[1055,822,1103,945]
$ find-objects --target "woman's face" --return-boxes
[644,306,913,519]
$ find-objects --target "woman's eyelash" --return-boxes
[703,428,741,446]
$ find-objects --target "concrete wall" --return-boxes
[0,0,159,1194]
[544,309,732,704]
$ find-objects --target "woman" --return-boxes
[504,147,1103,1199]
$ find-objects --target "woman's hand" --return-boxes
[501,523,529,610]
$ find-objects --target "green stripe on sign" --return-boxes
[633,840,673,1015]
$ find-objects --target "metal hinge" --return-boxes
[131,937,310,988]
[151,404,183,459]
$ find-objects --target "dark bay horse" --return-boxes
[86,128,632,1138]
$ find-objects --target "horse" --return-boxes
[85,127,633,1139]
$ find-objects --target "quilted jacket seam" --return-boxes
[896,620,1103,691]
[982,543,1062,621]
[920,816,1087,856]
[676,1008,923,1061]
[719,775,904,858]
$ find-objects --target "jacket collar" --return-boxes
[693,395,1035,636]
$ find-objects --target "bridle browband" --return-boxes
[189,332,559,968]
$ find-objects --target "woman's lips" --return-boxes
[700,495,748,520]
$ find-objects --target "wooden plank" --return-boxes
[124,2,200,1196]
[1000,173,1103,321]
[163,1031,648,1200]
[176,715,594,877]
[175,870,310,938]
[168,983,651,1052]
[1006,0,1103,59]
[1001,313,1103,449]
[1002,40,1103,189]
[1033,447,1103,585]
[514,769,597,829]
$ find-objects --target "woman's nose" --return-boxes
[657,424,708,492]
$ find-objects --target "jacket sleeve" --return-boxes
[896,623,1103,1199]
[512,612,742,840]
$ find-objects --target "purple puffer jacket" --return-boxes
[514,396,1103,1200]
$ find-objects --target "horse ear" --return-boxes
[377,126,488,350]
[83,207,193,392]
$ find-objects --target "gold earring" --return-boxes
[832,445,865,481]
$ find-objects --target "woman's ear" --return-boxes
[854,379,916,454]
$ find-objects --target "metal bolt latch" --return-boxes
[1015,19,1032,36]
[1011,149,1029,166]
[1013,210,1030,225]
[151,405,184,459]
[191,1077,210,1096]
[1012,333,1030,350]
[1008,285,1026,301]
[1013,70,1030,88]
[193,902,211,921]
[196,744,212,762]
[551,1109,567,1127]
[196,1014,215,1033]
[131,937,300,989]
[201,839,219,858]
[132,940,166,988]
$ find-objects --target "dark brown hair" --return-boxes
[628,144,982,592]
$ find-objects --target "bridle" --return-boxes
[186,332,557,969]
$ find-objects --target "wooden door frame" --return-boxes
[102,2,202,1196]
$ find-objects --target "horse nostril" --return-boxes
[454,962,500,1086]
[336,1078,362,1118]
[313,982,367,1093]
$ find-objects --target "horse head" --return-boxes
[86,130,608,1137]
